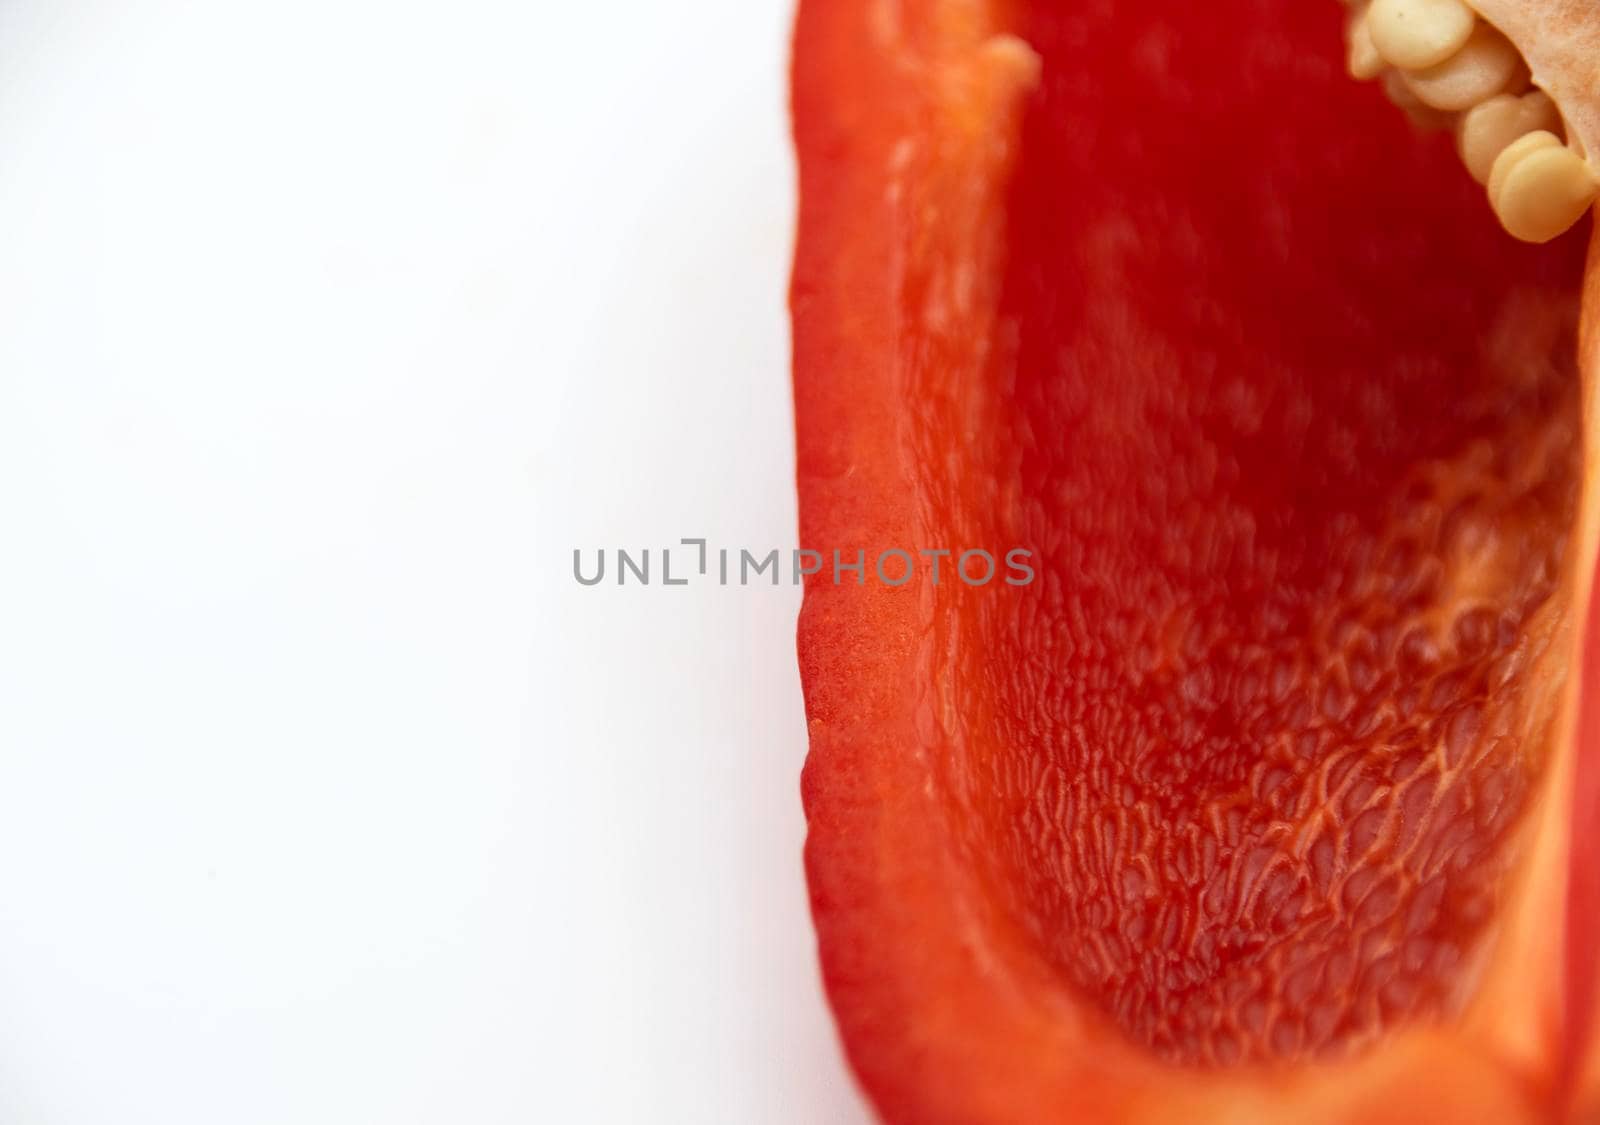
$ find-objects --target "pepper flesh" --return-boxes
[793,1,1600,1120]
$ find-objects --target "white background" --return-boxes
[0,0,870,1121]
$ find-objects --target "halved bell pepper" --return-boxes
[792,1,1600,1121]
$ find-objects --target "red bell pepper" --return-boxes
[791,1,1600,1120]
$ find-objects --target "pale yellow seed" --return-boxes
[1347,12,1385,81]
[1368,0,1476,70]
[1402,23,1521,112]
[1486,130,1562,205]
[1383,71,1453,131]
[1490,140,1600,243]
[1457,90,1560,184]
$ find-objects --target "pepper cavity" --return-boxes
[1345,0,1599,242]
